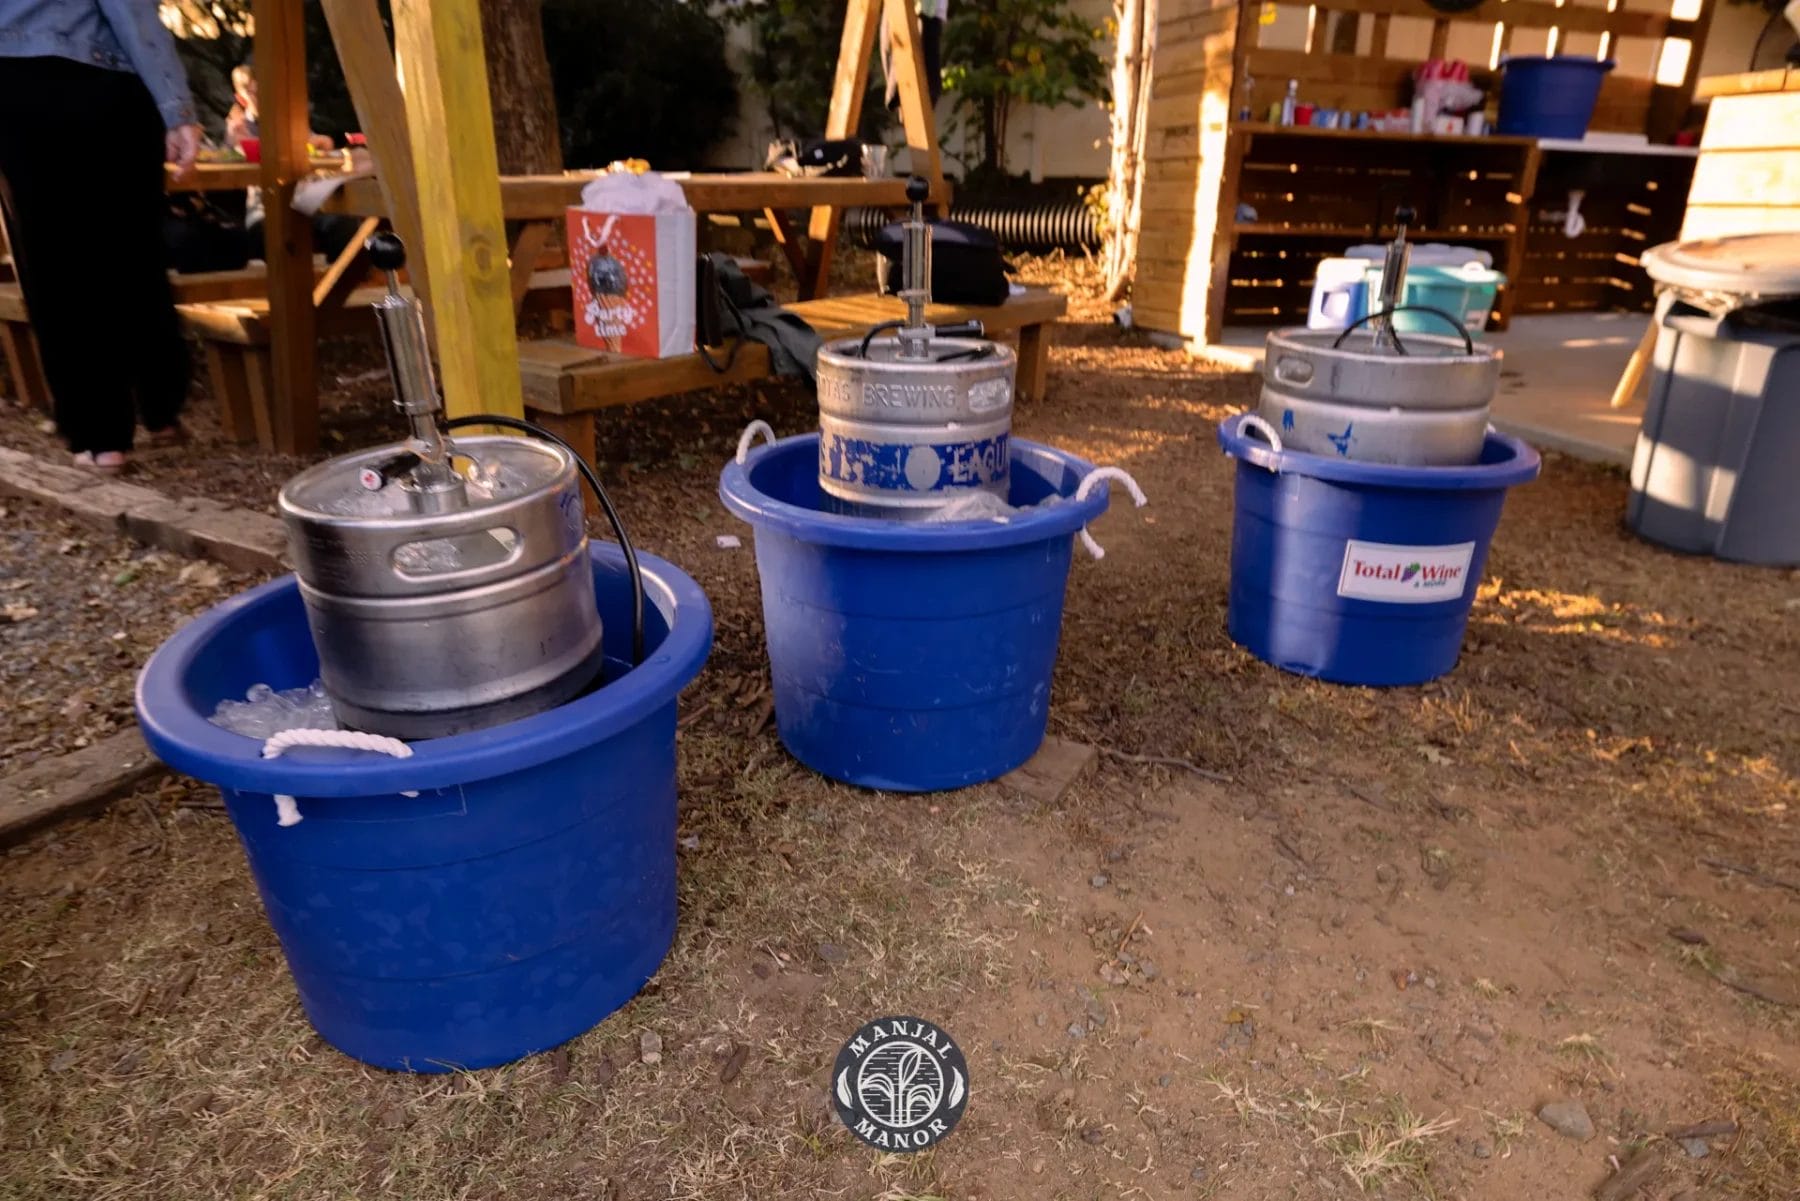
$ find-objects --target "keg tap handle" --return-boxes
[897,175,933,360]
[364,233,460,499]
[1372,206,1415,354]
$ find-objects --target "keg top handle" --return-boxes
[1331,305,1475,357]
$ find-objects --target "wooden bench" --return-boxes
[518,286,1067,467]
[0,268,275,415]
[179,270,575,453]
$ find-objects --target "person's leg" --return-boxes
[116,73,188,436]
[0,59,139,454]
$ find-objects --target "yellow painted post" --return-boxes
[390,0,523,419]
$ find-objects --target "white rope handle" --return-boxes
[736,420,777,465]
[1238,413,1284,455]
[1074,466,1149,561]
[261,729,416,827]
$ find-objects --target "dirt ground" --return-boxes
[0,256,1796,1201]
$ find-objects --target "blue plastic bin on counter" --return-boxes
[1497,56,1615,139]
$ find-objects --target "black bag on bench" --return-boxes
[873,219,1010,307]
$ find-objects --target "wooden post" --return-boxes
[801,0,944,299]
[253,0,318,453]
[882,0,944,187]
[803,0,885,298]
[389,0,524,420]
[320,0,432,312]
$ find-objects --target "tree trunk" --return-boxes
[1104,0,1157,301]
[479,0,562,174]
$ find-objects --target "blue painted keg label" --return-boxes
[821,433,1009,493]
[1337,539,1476,604]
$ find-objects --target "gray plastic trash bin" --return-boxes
[1628,234,1800,565]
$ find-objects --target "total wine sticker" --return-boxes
[1336,539,1476,604]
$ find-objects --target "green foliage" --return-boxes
[943,0,1108,179]
[542,0,739,168]
[717,0,890,142]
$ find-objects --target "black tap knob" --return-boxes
[906,175,930,204]
[366,232,407,272]
[1394,206,1417,227]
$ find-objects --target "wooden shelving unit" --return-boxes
[1221,122,1537,329]
[1133,0,1717,344]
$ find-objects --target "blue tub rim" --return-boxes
[135,543,713,798]
[1217,413,1541,491]
[1498,55,1617,73]
[719,433,1110,550]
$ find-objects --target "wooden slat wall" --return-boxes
[1222,131,1536,327]
[1238,0,1705,139]
[1132,0,1717,344]
[1133,0,1242,340]
[1681,89,1800,240]
[1514,153,1692,315]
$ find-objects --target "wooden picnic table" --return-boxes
[321,170,951,301]
[322,171,949,220]
[168,162,262,191]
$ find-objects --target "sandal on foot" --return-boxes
[72,451,127,475]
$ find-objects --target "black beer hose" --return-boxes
[443,414,645,667]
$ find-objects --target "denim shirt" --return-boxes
[0,0,196,128]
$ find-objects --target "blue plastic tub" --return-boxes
[136,545,712,1072]
[1218,414,1540,686]
[1497,57,1615,139]
[719,435,1109,791]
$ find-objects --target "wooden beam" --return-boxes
[390,0,523,419]
[804,0,886,297]
[319,0,431,312]
[252,0,317,454]
[883,0,943,185]
[508,220,554,317]
[313,216,382,311]
[763,207,813,284]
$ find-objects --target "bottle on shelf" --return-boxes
[1238,73,1255,123]
[1279,79,1298,126]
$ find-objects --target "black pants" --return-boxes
[0,57,187,453]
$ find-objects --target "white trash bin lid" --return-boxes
[1642,233,1800,302]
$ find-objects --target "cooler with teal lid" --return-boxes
[1364,261,1503,335]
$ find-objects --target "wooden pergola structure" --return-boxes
[240,0,947,449]
[1133,0,1718,345]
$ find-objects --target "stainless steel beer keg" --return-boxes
[1257,210,1500,466]
[277,236,603,738]
[815,176,1017,516]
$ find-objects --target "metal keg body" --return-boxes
[276,234,604,739]
[1255,212,1502,467]
[816,176,1020,515]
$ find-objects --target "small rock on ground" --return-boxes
[639,1031,663,1066]
[1679,1137,1709,1159]
[1537,1099,1594,1141]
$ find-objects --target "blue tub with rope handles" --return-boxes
[136,544,712,1072]
[720,428,1140,790]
